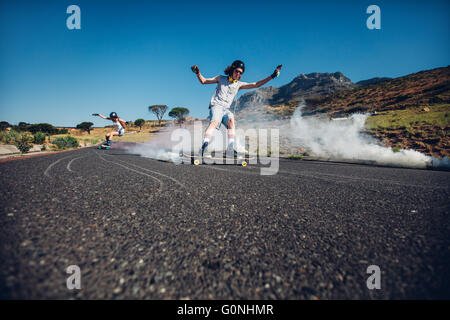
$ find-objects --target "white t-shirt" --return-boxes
[113,120,123,132]
[209,75,247,109]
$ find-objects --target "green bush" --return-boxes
[134,118,145,130]
[52,136,79,150]
[0,130,20,144]
[14,132,33,153]
[33,132,47,144]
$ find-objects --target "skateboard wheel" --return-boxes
[241,161,247,167]
[194,159,200,166]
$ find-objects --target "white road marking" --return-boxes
[108,156,187,189]
[44,156,73,177]
[95,152,165,190]
[67,156,85,172]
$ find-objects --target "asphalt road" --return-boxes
[0,146,449,299]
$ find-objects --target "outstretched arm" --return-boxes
[191,65,219,84]
[93,114,109,120]
[239,65,282,90]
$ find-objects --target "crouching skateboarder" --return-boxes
[92,112,127,147]
[191,60,282,157]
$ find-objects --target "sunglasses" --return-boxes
[234,69,243,75]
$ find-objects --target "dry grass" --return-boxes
[365,104,450,130]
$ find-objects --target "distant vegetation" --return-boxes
[14,132,34,153]
[76,122,94,134]
[134,118,145,130]
[0,121,79,153]
[365,105,448,130]
[51,136,79,150]
[168,107,190,125]
[149,105,168,127]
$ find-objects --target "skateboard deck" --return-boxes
[182,153,254,166]
[98,145,110,150]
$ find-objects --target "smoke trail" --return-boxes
[236,100,448,170]
[288,101,433,168]
[126,125,184,162]
[125,122,229,163]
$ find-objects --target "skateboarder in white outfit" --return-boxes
[191,60,282,156]
[93,112,127,146]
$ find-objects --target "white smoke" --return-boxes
[127,125,184,162]
[431,156,450,170]
[126,122,230,163]
[289,101,432,168]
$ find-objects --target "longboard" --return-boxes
[97,145,110,150]
[181,153,255,166]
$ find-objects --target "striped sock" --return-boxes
[228,136,235,147]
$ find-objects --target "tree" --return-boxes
[0,121,10,131]
[168,107,189,125]
[15,122,30,131]
[134,118,145,130]
[148,105,168,127]
[28,123,59,134]
[76,122,94,134]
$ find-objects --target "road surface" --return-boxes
[0,146,449,299]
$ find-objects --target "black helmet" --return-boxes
[231,60,245,73]
[109,112,118,118]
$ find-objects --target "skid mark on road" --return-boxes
[66,156,85,173]
[44,155,75,177]
[94,151,171,201]
[95,151,165,194]
[106,155,187,189]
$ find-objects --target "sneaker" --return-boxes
[233,143,248,155]
[225,143,236,158]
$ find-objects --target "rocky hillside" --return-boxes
[300,66,450,117]
[233,72,355,119]
[356,77,392,86]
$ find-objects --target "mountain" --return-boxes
[301,66,450,117]
[356,77,392,86]
[233,72,355,118]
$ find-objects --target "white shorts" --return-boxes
[209,105,234,129]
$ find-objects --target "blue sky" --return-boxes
[0,0,449,127]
